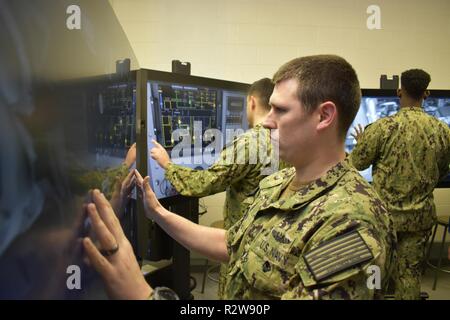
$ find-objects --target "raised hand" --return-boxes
[134,169,163,220]
[350,124,364,142]
[110,169,136,219]
[83,189,152,300]
[150,139,171,169]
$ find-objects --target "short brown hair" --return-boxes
[247,78,274,111]
[272,55,361,138]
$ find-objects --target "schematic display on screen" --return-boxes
[155,84,219,149]
[147,80,248,199]
[87,82,136,160]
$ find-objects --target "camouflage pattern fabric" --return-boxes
[392,230,430,300]
[350,106,450,299]
[165,123,288,299]
[350,107,450,233]
[224,158,396,300]
[72,163,129,199]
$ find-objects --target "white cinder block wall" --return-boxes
[109,0,450,251]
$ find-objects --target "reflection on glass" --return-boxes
[0,0,138,299]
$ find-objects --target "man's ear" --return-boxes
[317,101,337,131]
[423,90,430,100]
[249,96,256,110]
[397,88,402,98]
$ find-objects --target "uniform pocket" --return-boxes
[241,227,299,296]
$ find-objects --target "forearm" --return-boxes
[165,163,228,197]
[152,207,229,263]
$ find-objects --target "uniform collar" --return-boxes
[258,157,352,212]
[252,123,264,130]
[398,106,423,113]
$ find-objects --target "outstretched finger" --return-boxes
[143,176,157,198]
[83,237,113,279]
[152,139,163,149]
[134,169,144,187]
[143,176,152,194]
[92,190,124,239]
[122,170,135,191]
[151,139,159,146]
[144,176,159,197]
[87,203,118,252]
[125,176,136,192]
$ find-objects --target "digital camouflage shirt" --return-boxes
[165,123,288,230]
[350,107,450,232]
[71,163,129,199]
[224,158,396,300]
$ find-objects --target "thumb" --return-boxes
[143,176,159,205]
[143,176,152,194]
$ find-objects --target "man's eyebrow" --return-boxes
[270,102,285,109]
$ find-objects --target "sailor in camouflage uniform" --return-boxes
[150,78,287,298]
[83,55,397,300]
[350,69,450,299]
[224,158,395,299]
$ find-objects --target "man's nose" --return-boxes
[262,118,276,129]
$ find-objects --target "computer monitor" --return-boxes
[346,89,450,187]
[84,77,136,168]
[140,70,250,199]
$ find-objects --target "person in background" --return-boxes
[350,69,450,299]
